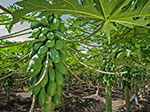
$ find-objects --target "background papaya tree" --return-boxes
[0,40,30,102]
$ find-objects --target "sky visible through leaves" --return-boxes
[0,0,30,42]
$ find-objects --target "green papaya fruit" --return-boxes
[52,18,60,28]
[55,39,63,50]
[53,93,61,105]
[48,58,52,66]
[55,62,67,75]
[41,28,50,35]
[40,74,48,88]
[48,67,55,81]
[39,33,47,41]
[29,48,37,59]
[55,71,65,86]
[57,85,63,96]
[32,29,41,38]
[39,52,46,59]
[29,54,43,69]
[42,100,52,112]
[47,81,57,96]
[39,87,46,106]
[50,48,60,63]
[47,32,54,40]
[30,22,42,30]
[33,85,41,95]
[46,39,55,47]
[30,76,41,95]
[38,45,48,55]
[27,65,42,77]
[33,42,43,51]
[27,41,37,48]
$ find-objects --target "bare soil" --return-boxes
[0,83,150,112]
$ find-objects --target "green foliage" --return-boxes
[1,1,150,111]
[0,40,29,74]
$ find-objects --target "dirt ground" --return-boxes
[0,83,150,112]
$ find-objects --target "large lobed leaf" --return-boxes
[11,0,150,37]
[11,0,103,25]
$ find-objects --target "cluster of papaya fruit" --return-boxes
[27,14,67,108]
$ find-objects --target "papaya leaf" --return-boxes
[101,22,116,44]
[11,0,150,33]
[110,0,150,28]
[11,0,103,25]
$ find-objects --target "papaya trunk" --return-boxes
[6,88,10,103]
[143,79,145,94]
[134,82,138,105]
[105,85,112,112]
[124,85,131,112]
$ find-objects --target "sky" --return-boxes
[0,0,31,42]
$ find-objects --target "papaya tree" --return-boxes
[0,0,150,112]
